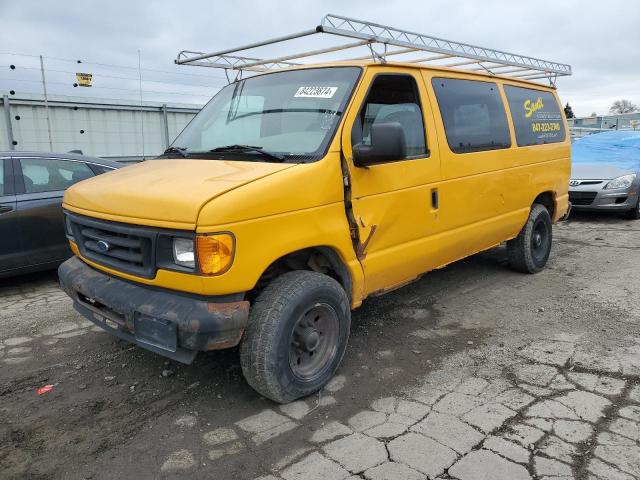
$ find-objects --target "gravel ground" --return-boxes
[1,211,639,480]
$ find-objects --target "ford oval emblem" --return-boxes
[97,240,111,252]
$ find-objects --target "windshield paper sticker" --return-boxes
[294,86,338,98]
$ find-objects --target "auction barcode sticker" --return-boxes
[294,86,338,98]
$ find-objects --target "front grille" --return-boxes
[67,214,156,278]
[569,191,598,206]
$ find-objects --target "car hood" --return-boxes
[570,163,633,180]
[571,131,640,178]
[63,159,295,227]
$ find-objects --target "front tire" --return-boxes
[625,198,640,220]
[508,204,553,273]
[240,271,351,403]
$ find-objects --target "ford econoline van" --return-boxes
[58,19,570,403]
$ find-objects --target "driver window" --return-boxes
[353,74,428,160]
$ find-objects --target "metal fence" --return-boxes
[0,93,200,161]
[0,51,229,160]
[567,113,640,139]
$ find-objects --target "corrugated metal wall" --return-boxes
[0,94,200,160]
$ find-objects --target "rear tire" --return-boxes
[508,204,553,274]
[240,271,351,404]
[625,198,640,220]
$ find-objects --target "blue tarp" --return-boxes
[572,131,640,170]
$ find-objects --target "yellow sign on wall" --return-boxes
[75,73,93,87]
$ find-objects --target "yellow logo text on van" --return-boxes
[524,97,544,118]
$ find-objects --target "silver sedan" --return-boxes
[569,164,639,219]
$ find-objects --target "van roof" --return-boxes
[176,14,571,88]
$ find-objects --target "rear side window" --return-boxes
[432,78,511,154]
[19,158,94,194]
[503,86,566,146]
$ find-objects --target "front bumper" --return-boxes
[58,257,249,364]
[569,186,638,212]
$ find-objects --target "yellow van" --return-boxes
[58,16,570,403]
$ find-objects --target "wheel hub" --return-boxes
[533,232,542,248]
[297,326,320,352]
[530,215,551,266]
[289,303,339,380]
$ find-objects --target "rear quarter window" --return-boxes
[432,77,511,154]
[89,164,115,175]
[503,85,566,146]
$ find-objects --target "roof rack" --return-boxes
[176,14,571,85]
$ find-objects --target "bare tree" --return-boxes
[609,99,638,114]
[590,112,598,117]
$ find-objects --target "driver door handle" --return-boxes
[0,205,13,214]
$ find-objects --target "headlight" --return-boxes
[605,174,636,190]
[196,233,235,275]
[172,238,195,268]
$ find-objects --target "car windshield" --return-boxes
[170,67,361,162]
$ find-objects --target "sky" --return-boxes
[1,0,639,117]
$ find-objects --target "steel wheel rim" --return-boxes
[531,218,550,263]
[289,303,339,381]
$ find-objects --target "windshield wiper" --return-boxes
[163,146,189,157]
[209,144,284,162]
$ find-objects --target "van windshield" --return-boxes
[169,67,361,162]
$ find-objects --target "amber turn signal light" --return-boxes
[196,233,235,275]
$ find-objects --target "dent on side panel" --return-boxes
[349,184,442,296]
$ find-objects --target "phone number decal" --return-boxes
[532,122,561,133]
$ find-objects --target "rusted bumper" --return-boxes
[58,256,249,364]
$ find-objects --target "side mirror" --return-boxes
[353,122,407,167]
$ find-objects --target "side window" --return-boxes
[432,78,511,154]
[19,158,94,194]
[354,74,427,159]
[0,159,5,196]
[503,86,566,146]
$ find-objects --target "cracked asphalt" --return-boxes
[1,211,639,480]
